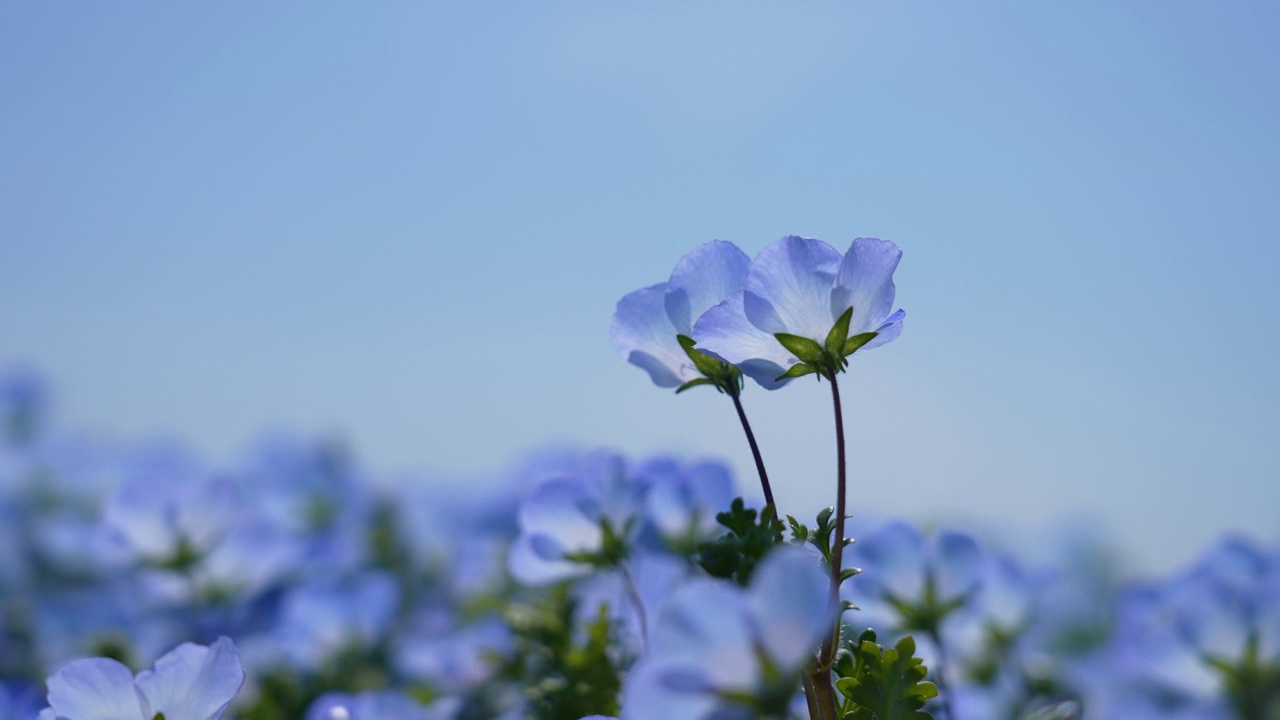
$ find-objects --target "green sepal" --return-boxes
[826,306,853,356]
[774,363,818,382]
[677,335,727,377]
[675,378,715,394]
[842,331,879,357]
[773,333,826,365]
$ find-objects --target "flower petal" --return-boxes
[134,637,245,720]
[517,477,602,554]
[746,545,833,671]
[611,283,695,388]
[692,291,794,389]
[651,579,758,691]
[45,658,145,720]
[831,238,903,336]
[664,241,750,335]
[861,309,904,351]
[742,236,842,342]
[848,520,925,602]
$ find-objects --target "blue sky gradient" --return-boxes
[3,2,1277,573]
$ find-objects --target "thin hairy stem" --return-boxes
[619,564,649,651]
[818,372,848,674]
[927,627,955,720]
[728,387,776,510]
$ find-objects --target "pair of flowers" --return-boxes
[611,236,905,391]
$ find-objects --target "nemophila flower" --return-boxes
[694,236,904,388]
[1092,537,1280,718]
[306,691,460,720]
[395,614,511,692]
[844,521,983,637]
[611,241,750,391]
[102,475,240,572]
[508,451,650,585]
[621,545,833,720]
[39,636,244,720]
[574,551,688,650]
[265,571,401,671]
[640,457,736,552]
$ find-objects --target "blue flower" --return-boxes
[39,636,244,720]
[639,457,736,551]
[694,236,904,388]
[508,451,649,585]
[620,546,833,720]
[611,241,750,389]
[844,521,984,635]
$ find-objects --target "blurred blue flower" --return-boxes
[264,571,400,671]
[694,236,904,388]
[620,545,833,720]
[639,457,736,552]
[1091,536,1280,717]
[508,452,650,585]
[38,636,244,720]
[611,241,750,388]
[845,521,984,635]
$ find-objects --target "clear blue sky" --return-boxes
[3,2,1277,574]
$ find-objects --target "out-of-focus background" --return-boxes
[2,2,1276,574]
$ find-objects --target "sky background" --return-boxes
[3,2,1277,575]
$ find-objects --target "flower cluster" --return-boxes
[3,235,1276,720]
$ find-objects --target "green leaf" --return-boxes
[836,636,937,720]
[697,497,786,586]
[842,331,879,357]
[677,334,727,377]
[674,377,715,394]
[774,363,818,382]
[774,333,826,364]
[826,307,853,356]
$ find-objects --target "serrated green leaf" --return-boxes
[842,331,879,357]
[826,306,853,356]
[774,363,818,382]
[774,333,826,364]
[837,636,937,720]
[674,377,715,394]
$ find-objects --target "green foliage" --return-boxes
[826,307,854,357]
[675,335,743,395]
[835,636,937,720]
[843,332,879,357]
[1207,634,1280,720]
[697,497,785,586]
[239,643,394,720]
[561,518,631,568]
[503,586,626,720]
[788,506,856,587]
[772,311,880,383]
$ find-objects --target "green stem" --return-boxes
[818,373,848,662]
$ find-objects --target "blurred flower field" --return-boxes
[4,236,1278,720]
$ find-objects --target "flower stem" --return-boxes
[619,564,649,651]
[818,371,848,674]
[727,387,776,510]
[927,627,955,720]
